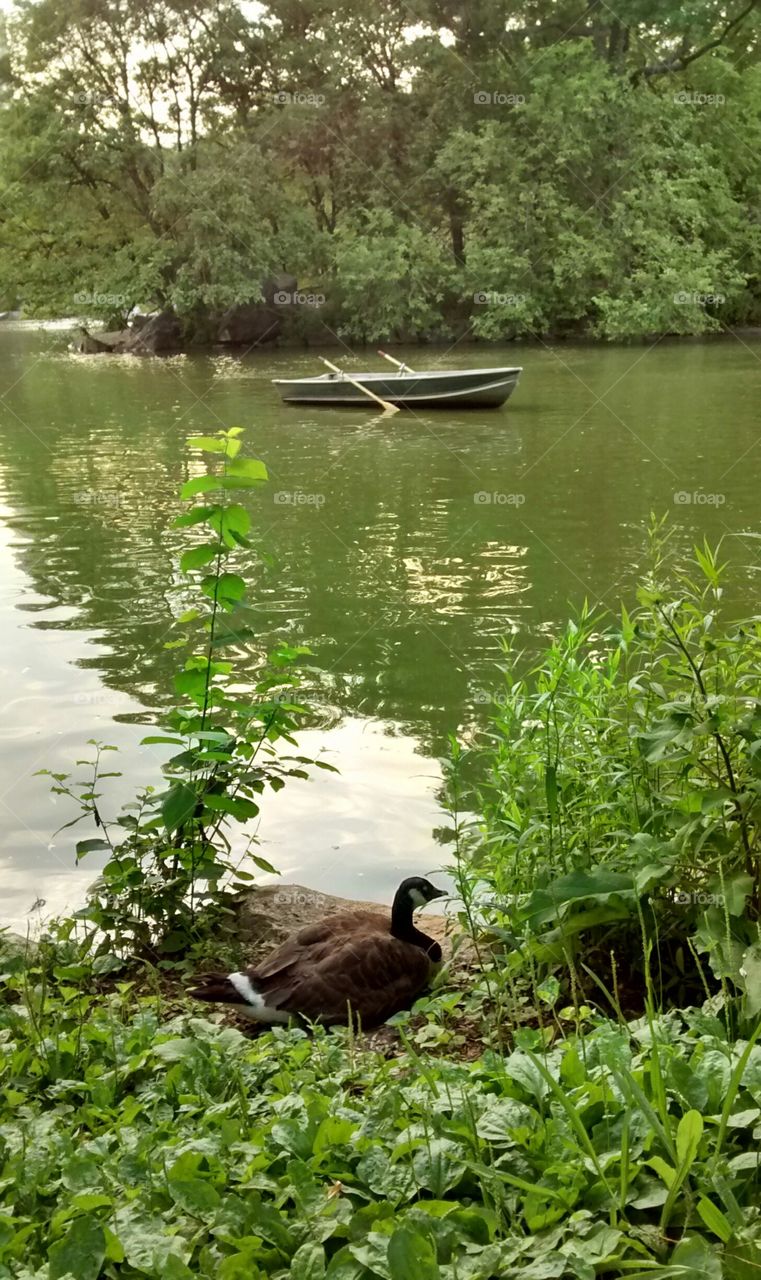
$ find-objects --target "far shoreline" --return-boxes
[3,315,760,355]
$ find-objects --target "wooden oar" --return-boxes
[378,349,415,373]
[320,357,399,414]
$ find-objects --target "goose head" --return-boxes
[391,876,446,942]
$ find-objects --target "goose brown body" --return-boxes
[189,877,445,1027]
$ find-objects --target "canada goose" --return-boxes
[188,876,447,1027]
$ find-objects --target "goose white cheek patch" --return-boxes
[228,971,290,1024]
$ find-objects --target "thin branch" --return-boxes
[634,0,758,82]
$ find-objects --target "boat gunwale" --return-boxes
[272,366,523,388]
[276,375,521,404]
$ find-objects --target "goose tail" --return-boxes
[187,972,241,1005]
[187,969,291,1024]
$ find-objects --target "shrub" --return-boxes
[458,520,761,1017]
[36,429,331,966]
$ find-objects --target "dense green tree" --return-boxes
[0,0,758,339]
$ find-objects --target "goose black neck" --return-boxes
[391,892,437,956]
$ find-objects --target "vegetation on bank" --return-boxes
[36,428,332,969]
[3,437,761,1276]
[3,968,761,1279]
[453,518,761,1021]
[1,2,761,341]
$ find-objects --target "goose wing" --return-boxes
[252,910,390,980]
[252,931,434,1026]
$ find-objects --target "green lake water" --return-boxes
[1,325,759,927]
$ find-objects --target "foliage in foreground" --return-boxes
[454,524,761,1017]
[37,429,325,967]
[3,953,761,1280]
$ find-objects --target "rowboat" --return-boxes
[272,364,522,410]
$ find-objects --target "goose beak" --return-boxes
[429,887,447,901]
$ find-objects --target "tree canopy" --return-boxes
[0,0,759,340]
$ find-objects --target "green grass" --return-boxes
[3,964,761,1279]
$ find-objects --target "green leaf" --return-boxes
[61,1156,101,1192]
[313,1116,357,1156]
[536,975,560,1006]
[203,794,259,820]
[180,543,219,572]
[411,1139,465,1196]
[163,1258,194,1280]
[48,1215,106,1280]
[153,1037,195,1061]
[252,855,278,873]
[180,474,222,499]
[218,1256,257,1280]
[168,1178,221,1216]
[161,782,197,831]
[520,867,636,930]
[173,505,219,528]
[209,503,251,547]
[174,669,208,698]
[290,1242,326,1280]
[245,1194,294,1250]
[676,1109,703,1167]
[103,1224,124,1264]
[639,712,694,763]
[71,1193,112,1212]
[658,1110,704,1231]
[719,873,753,917]
[697,1197,733,1243]
[113,1211,188,1270]
[671,1235,722,1279]
[325,1247,367,1280]
[217,571,246,601]
[727,1152,761,1173]
[387,1227,440,1280]
[741,942,761,1017]
[722,1241,761,1277]
[648,1155,676,1188]
[187,435,228,453]
[200,571,246,603]
[75,838,110,860]
[228,457,268,481]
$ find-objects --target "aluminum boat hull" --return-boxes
[273,366,522,409]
